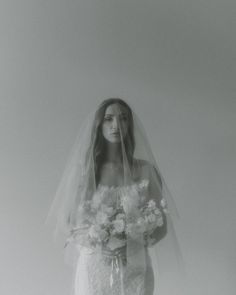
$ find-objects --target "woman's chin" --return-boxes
[106,138,121,144]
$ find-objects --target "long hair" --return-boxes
[86,98,135,186]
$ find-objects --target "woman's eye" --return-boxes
[104,117,112,121]
[104,116,127,122]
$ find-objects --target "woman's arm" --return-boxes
[144,163,167,246]
[144,210,167,247]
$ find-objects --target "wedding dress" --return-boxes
[73,179,157,295]
[46,99,185,295]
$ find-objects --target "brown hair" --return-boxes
[86,98,135,186]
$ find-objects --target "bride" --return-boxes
[47,98,184,295]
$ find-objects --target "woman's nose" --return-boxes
[112,118,119,129]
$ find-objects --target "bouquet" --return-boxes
[66,193,165,252]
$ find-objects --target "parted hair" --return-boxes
[85,98,135,186]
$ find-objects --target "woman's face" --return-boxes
[102,103,129,143]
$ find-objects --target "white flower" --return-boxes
[91,192,105,209]
[154,208,160,214]
[147,213,157,223]
[139,179,149,189]
[154,208,162,219]
[99,229,109,241]
[116,213,125,220]
[96,211,109,225]
[76,205,89,223]
[91,197,101,210]
[160,198,167,209]
[156,216,164,227]
[148,200,156,209]
[137,216,145,225]
[112,219,125,234]
[101,205,115,216]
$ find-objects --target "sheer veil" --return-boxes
[45,98,186,295]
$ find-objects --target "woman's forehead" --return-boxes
[104,104,128,115]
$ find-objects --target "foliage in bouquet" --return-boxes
[125,199,164,240]
[67,195,165,251]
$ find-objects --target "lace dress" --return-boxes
[73,179,159,295]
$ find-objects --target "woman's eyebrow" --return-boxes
[105,113,127,117]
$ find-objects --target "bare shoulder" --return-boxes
[133,158,153,178]
[133,158,153,170]
[133,158,162,187]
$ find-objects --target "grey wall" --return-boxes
[1,0,236,294]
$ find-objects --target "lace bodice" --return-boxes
[91,179,150,212]
[96,178,149,192]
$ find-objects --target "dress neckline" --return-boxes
[97,178,149,191]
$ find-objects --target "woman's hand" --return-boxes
[102,245,126,257]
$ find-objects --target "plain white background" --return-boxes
[1,0,236,294]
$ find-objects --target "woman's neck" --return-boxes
[105,143,123,163]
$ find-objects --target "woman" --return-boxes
[47,98,184,295]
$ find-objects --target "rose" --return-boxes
[156,216,164,227]
[147,200,156,209]
[140,179,149,188]
[160,198,167,209]
[101,205,115,217]
[154,208,161,215]
[116,213,125,220]
[160,198,168,213]
[147,213,157,223]
[111,219,125,234]
[96,211,110,225]
[91,192,105,210]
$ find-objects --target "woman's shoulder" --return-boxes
[133,158,162,186]
[132,158,154,178]
[133,158,153,170]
